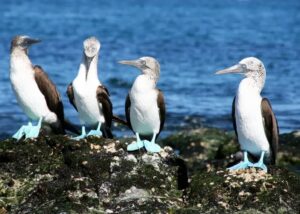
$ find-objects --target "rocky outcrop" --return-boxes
[0,136,187,213]
[0,128,299,213]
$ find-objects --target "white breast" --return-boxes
[72,68,104,126]
[235,78,270,157]
[129,75,160,135]
[10,55,57,123]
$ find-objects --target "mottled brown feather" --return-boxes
[66,83,77,111]
[125,93,132,131]
[232,96,238,137]
[157,89,166,136]
[261,98,279,164]
[96,85,113,128]
[34,65,65,133]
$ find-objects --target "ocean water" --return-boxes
[0,0,299,139]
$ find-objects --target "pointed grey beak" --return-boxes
[118,59,142,69]
[215,64,244,75]
[26,38,41,45]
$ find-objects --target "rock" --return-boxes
[177,167,300,213]
[161,128,300,174]
[0,135,187,213]
[1,128,299,213]
[160,128,238,173]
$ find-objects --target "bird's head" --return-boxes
[83,36,100,59]
[118,56,160,81]
[82,37,100,78]
[216,57,266,78]
[11,35,41,54]
[216,57,266,91]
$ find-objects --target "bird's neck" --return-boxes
[132,74,156,93]
[77,55,99,82]
[237,77,264,98]
[10,48,33,75]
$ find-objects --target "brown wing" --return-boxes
[261,98,279,165]
[125,93,132,131]
[66,83,77,111]
[157,89,166,136]
[34,65,64,123]
[96,85,113,128]
[232,96,238,137]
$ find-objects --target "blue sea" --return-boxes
[0,0,299,139]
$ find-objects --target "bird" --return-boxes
[216,57,279,172]
[119,56,165,153]
[67,37,113,139]
[10,35,78,140]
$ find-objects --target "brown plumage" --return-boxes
[34,66,78,134]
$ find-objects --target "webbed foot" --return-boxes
[73,126,87,140]
[127,133,144,151]
[25,118,42,139]
[227,151,253,171]
[251,151,268,172]
[144,140,161,153]
[87,122,102,137]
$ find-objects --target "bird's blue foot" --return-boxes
[144,133,161,153]
[127,140,145,151]
[87,122,102,137]
[127,133,145,151]
[144,140,161,153]
[251,151,268,172]
[73,126,87,140]
[12,125,29,140]
[13,118,42,140]
[25,118,42,139]
[228,151,253,171]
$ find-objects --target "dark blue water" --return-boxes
[0,0,299,139]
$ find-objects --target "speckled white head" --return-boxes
[83,37,100,58]
[216,57,266,90]
[119,56,160,81]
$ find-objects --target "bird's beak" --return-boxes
[215,64,244,75]
[118,59,142,69]
[26,38,41,45]
[84,55,93,80]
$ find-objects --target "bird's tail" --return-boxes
[112,115,128,126]
[63,119,80,134]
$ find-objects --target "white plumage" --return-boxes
[72,59,104,126]
[129,75,160,135]
[10,49,57,124]
[235,78,270,157]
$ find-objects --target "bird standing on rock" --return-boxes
[216,57,279,172]
[67,37,113,140]
[10,35,77,140]
[119,56,165,153]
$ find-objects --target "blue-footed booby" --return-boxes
[216,57,279,172]
[119,57,165,153]
[10,35,78,140]
[67,37,113,139]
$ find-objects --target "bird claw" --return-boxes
[72,133,87,141]
[144,140,161,153]
[87,129,102,137]
[251,161,268,172]
[227,160,253,171]
[127,140,145,151]
[25,126,41,139]
[12,125,28,140]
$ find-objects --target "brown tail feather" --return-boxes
[63,119,80,134]
[112,115,128,126]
